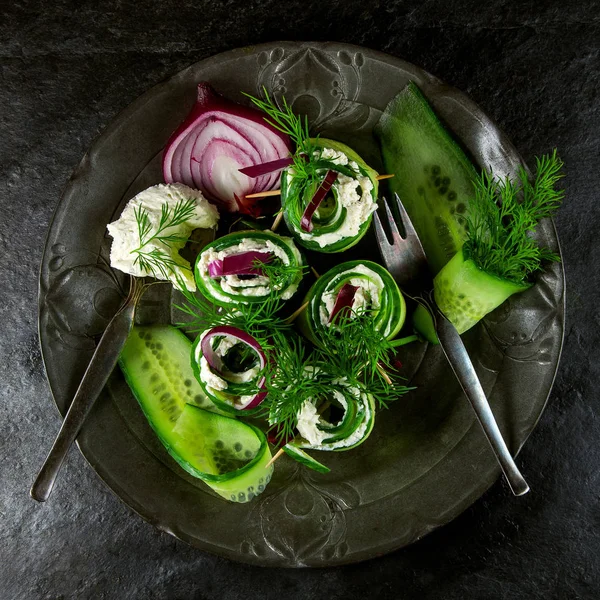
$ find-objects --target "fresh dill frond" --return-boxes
[131,196,197,279]
[243,87,319,185]
[253,257,308,292]
[314,310,413,409]
[463,150,565,284]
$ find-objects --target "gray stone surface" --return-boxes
[1,1,598,598]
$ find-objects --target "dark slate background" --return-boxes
[1,1,598,598]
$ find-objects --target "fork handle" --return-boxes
[435,315,530,496]
[30,301,137,503]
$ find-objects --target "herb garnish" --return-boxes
[131,196,197,279]
[462,150,564,284]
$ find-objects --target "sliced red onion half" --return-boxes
[328,283,359,324]
[200,325,267,410]
[163,83,291,212]
[300,170,338,233]
[207,251,274,278]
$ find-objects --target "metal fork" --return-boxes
[374,194,530,496]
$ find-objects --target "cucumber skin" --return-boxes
[430,248,531,335]
[283,445,331,473]
[282,138,379,253]
[375,82,478,274]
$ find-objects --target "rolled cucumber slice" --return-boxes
[282,138,379,253]
[118,325,223,447]
[194,230,304,307]
[297,260,406,346]
[413,248,531,342]
[374,82,478,274]
[169,404,273,502]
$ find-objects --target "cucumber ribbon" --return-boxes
[282,138,379,253]
[298,260,406,346]
[413,248,531,344]
[169,404,273,503]
[195,229,304,306]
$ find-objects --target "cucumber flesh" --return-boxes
[170,404,273,502]
[283,444,331,474]
[433,248,530,334]
[119,325,223,446]
[375,82,478,274]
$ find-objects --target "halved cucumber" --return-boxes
[169,404,273,502]
[118,325,223,447]
[375,82,478,274]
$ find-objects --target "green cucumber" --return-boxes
[374,82,479,274]
[283,444,330,474]
[118,325,223,446]
[413,248,531,341]
[169,404,273,502]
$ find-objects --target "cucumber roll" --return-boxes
[281,138,379,253]
[195,230,304,306]
[413,152,564,343]
[298,260,406,346]
[292,370,376,452]
[413,248,531,343]
[191,326,268,415]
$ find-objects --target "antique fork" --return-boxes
[374,194,529,496]
[30,276,147,502]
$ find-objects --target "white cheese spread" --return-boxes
[296,400,327,446]
[298,148,376,247]
[107,183,219,291]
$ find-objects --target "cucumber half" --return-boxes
[283,444,331,474]
[375,82,478,274]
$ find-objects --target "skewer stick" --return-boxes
[271,211,284,232]
[310,266,320,279]
[376,362,393,386]
[244,189,282,199]
[243,174,394,199]
[265,447,285,468]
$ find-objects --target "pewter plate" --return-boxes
[38,42,564,567]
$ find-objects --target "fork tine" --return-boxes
[372,210,391,248]
[381,196,402,241]
[392,193,416,241]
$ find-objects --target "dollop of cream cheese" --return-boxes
[107,183,219,291]
[297,148,376,247]
[296,400,327,446]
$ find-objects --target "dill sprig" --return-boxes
[314,310,413,409]
[253,257,308,292]
[244,88,321,191]
[131,196,197,279]
[463,150,564,284]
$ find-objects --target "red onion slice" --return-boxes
[200,326,267,410]
[163,82,291,212]
[300,170,338,233]
[239,157,294,178]
[328,283,359,323]
[207,251,274,277]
